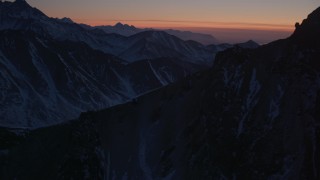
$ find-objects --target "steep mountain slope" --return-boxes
[0,30,201,128]
[0,0,218,127]
[118,31,216,64]
[0,0,97,52]
[0,0,122,55]
[1,6,319,180]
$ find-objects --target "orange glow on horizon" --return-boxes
[72,19,294,32]
[26,0,316,44]
[70,18,295,44]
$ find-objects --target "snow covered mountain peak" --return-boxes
[0,0,47,20]
[0,0,230,127]
[58,17,74,24]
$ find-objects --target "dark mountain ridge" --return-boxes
[1,5,319,180]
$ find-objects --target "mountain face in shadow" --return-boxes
[1,6,319,180]
[1,0,235,127]
[0,30,205,128]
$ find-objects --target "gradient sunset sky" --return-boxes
[26,0,319,43]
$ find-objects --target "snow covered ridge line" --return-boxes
[0,0,258,128]
[0,0,259,66]
[0,0,226,128]
[0,30,205,128]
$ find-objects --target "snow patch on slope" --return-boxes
[148,61,168,86]
[237,68,261,137]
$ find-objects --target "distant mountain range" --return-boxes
[0,0,229,65]
[95,22,220,45]
[1,5,318,180]
[0,0,259,127]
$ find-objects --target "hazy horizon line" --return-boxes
[72,18,294,31]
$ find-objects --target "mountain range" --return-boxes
[95,22,219,45]
[0,2,319,180]
[1,0,248,65]
[0,0,259,128]
[0,0,217,127]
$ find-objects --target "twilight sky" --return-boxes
[26,0,319,43]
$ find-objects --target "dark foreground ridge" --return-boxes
[1,5,320,180]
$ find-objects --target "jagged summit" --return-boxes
[291,6,320,44]
[59,17,74,24]
[114,22,124,27]
[0,0,46,19]
[0,0,28,6]
[306,6,320,21]
[14,0,29,6]
[114,22,136,29]
[296,6,320,29]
